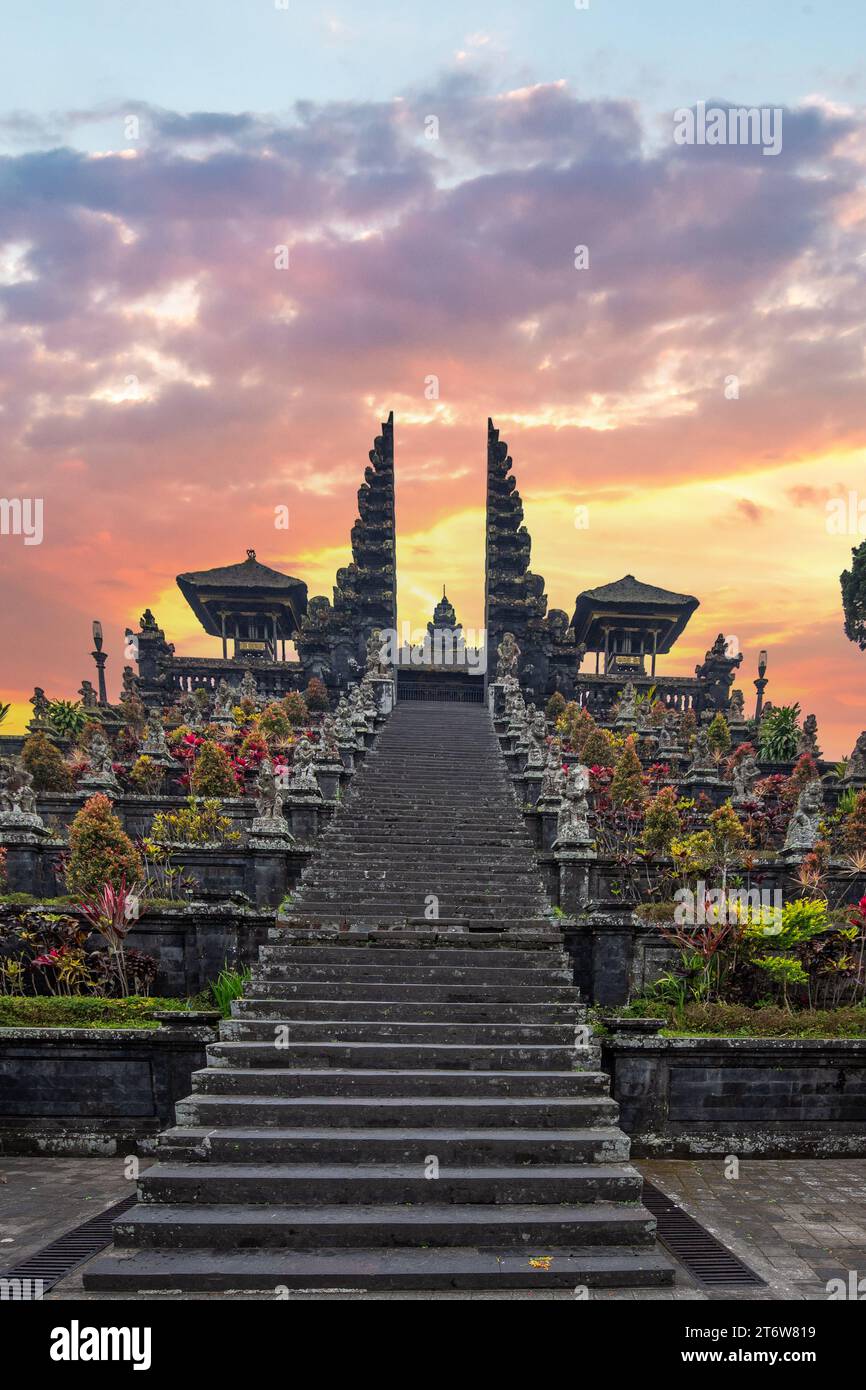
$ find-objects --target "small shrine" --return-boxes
[570,575,700,676]
[176,549,308,662]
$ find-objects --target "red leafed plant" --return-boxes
[78,874,142,997]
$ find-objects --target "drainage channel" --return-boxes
[643,1179,766,1289]
[0,1194,137,1296]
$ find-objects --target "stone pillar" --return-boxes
[555,847,596,913]
[590,914,636,1006]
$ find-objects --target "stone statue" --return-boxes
[80,730,120,792]
[732,751,760,804]
[78,680,98,710]
[798,713,822,760]
[0,759,37,817]
[140,718,173,765]
[695,633,743,711]
[364,628,389,678]
[554,763,593,850]
[28,687,51,731]
[496,632,520,680]
[614,683,638,731]
[526,709,547,770]
[0,758,46,841]
[238,669,258,705]
[288,736,323,800]
[539,741,566,806]
[315,715,342,765]
[213,680,235,720]
[686,728,715,776]
[729,688,745,721]
[783,779,824,855]
[255,758,284,820]
[844,731,866,786]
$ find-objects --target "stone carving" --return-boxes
[27,687,51,731]
[797,713,822,760]
[695,632,743,711]
[844,731,866,786]
[538,741,566,807]
[78,680,98,710]
[213,680,235,720]
[732,752,760,804]
[554,763,593,850]
[364,628,390,678]
[783,779,824,855]
[614,683,638,732]
[255,759,284,820]
[0,760,37,818]
[288,737,323,800]
[140,718,173,765]
[80,730,120,792]
[685,728,715,777]
[315,715,342,765]
[0,759,46,840]
[238,669,258,705]
[496,632,521,680]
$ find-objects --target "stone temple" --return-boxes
[2,413,864,1299]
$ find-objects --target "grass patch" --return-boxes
[621,1000,866,1039]
[0,995,206,1029]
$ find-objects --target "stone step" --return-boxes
[256,946,568,968]
[84,1245,673,1291]
[245,982,575,1003]
[276,917,559,933]
[190,1067,609,1098]
[175,1093,619,1129]
[231,999,582,1023]
[250,965,573,986]
[206,1041,596,1070]
[219,1019,585,1046]
[156,1129,630,1167]
[264,930,564,949]
[119,1200,655,1248]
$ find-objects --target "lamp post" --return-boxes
[753,648,768,722]
[91,619,108,706]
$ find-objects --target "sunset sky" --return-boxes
[1,1,865,753]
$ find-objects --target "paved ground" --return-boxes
[1,1155,864,1300]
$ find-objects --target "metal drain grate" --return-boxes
[0,1194,137,1295]
[643,1179,766,1288]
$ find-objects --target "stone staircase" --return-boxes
[85,702,672,1293]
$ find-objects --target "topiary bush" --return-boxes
[580,727,615,769]
[21,732,73,792]
[304,678,330,713]
[283,692,309,727]
[190,740,239,797]
[545,691,567,721]
[66,794,143,898]
[610,735,646,808]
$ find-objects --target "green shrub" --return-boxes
[580,727,615,769]
[21,732,73,792]
[706,713,731,757]
[190,741,238,797]
[148,796,240,847]
[545,691,567,721]
[283,692,309,727]
[610,735,646,808]
[641,787,681,855]
[66,795,143,898]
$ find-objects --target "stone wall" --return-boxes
[603,1034,866,1156]
[0,1022,218,1156]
